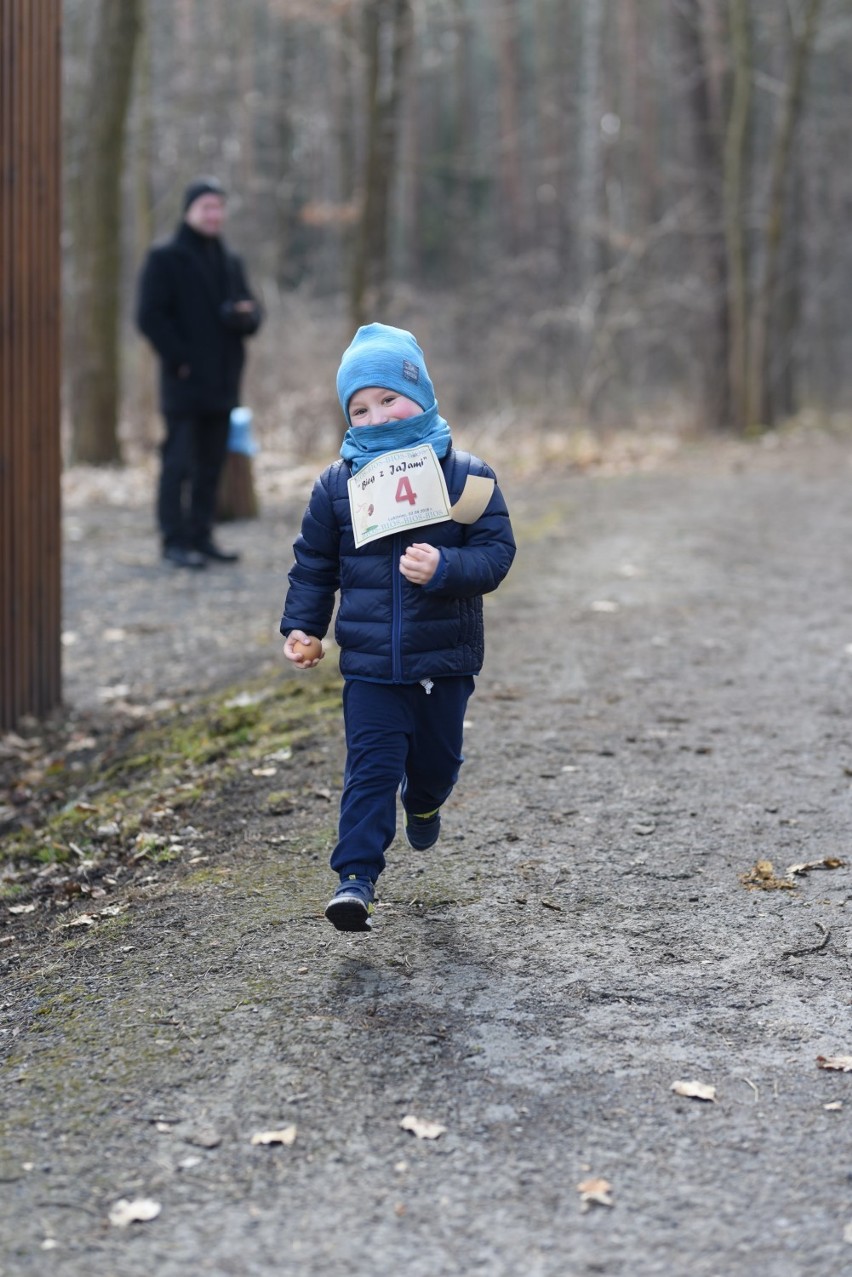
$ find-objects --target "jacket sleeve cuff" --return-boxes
[424,548,450,592]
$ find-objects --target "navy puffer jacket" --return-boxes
[280,448,515,683]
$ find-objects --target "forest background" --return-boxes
[63,0,852,470]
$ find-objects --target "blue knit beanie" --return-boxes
[336,323,436,420]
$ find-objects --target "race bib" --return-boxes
[348,444,452,548]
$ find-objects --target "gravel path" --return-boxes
[2,429,852,1276]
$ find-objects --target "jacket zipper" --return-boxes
[392,532,403,682]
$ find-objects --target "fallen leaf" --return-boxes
[817,1055,852,1073]
[62,914,96,928]
[739,859,795,891]
[250,1125,297,1146]
[7,903,36,915]
[786,857,845,877]
[108,1198,161,1227]
[577,1177,614,1209]
[671,1079,717,1102]
[399,1115,447,1140]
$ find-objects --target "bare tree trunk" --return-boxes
[747,0,824,429]
[723,0,751,433]
[674,0,731,430]
[395,7,420,283]
[627,0,661,229]
[275,15,297,289]
[495,0,526,256]
[575,0,606,415]
[617,0,641,228]
[133,2,158,447]
[238,5,257,194]
[577,0,605,293]
[68,0,141,464]
[349,0,413,330]
[774,154,802,420]
[532,0,565,266]
[449,0,475,262]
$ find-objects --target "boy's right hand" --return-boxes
[283,630,324,669]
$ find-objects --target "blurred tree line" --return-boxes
[62,0,851,464]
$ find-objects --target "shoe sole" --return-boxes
[324,897,373,932]
[404,831,440,850]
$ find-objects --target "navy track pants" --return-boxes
[331,675,475,882]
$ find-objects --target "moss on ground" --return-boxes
[2,665,342,875]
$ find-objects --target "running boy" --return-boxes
[280,322,515,931]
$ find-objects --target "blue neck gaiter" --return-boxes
[340,400,452,474]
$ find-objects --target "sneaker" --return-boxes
[324,874,376,932]
[404,806,441,851]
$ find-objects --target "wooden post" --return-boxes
[216,454,260,522]
[0,0,62,729]
[216,408,259,522]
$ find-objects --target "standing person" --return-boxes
[136,176,263,569]
[280,322,516,932]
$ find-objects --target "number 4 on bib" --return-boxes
[395,475,417,506]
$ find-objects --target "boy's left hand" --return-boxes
[399,542,440,585]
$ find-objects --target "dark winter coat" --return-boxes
[136,223,262,415]
[280,448,516,683]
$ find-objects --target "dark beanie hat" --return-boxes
[183,176,227,213]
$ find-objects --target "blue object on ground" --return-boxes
[228,406,258,455]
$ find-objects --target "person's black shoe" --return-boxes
[164,546,207,570]
[196,539,240,563]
